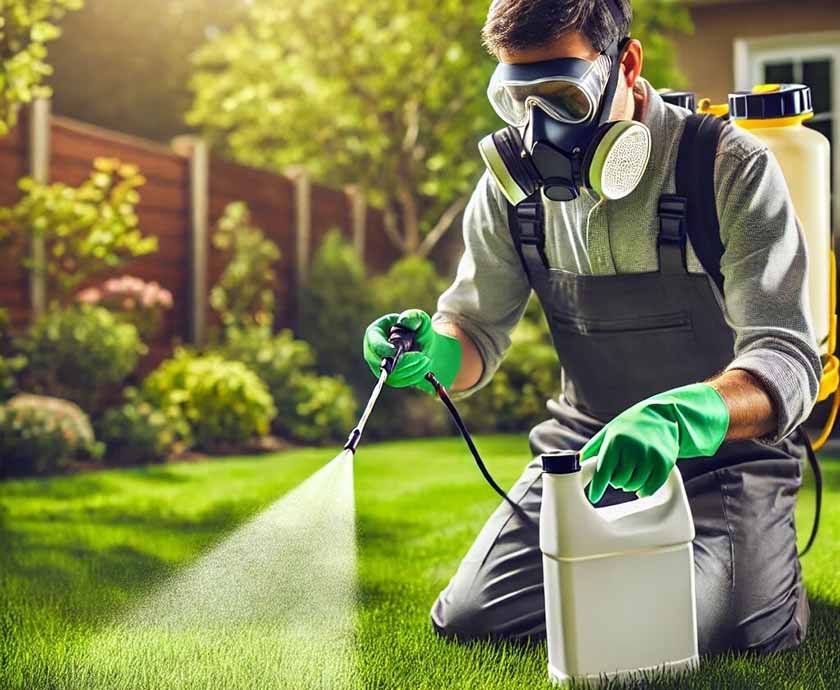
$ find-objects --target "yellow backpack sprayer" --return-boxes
[660,83,834,556]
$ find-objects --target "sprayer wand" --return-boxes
[344,325,417,453]
[345,325,535,527]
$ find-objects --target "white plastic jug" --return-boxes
[539,451,698,687]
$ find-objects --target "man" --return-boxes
[363,0,819,654]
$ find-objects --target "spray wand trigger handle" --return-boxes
[381,325,418,374]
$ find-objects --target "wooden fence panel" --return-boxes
[310,184,352,249]
[0,106,410,369]
[0,114,29,330]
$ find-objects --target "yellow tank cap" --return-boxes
[752,83,781,94]
[696,98,729,117]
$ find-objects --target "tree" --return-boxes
[0,0,82,135]
[46,0,245,143]
[188,0,691,257]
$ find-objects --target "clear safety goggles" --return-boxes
[487,53,612,127]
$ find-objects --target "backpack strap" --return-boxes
[669,113,727,293]
[506,192,549,283]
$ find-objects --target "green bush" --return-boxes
[97,391,184,466]
[369,255,448,317]
[140,349,276,451]
[0,309,25,403]
[219,325,357,443]
[284,374,357,444]
[0,158,156,300]
[460,299,560,432]
[210,202,280,331]
[0,394,103,477]
[18,304,145,412]
[298,230,373,387]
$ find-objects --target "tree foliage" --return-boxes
[189,0,691,257]
[0,0,82,135]
[188,0,497,257]
[630,0,693,89]
[46,0,244,142]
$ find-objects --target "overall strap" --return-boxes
[658,113,727,292]
[506,193,550,283]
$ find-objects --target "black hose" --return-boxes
[425,372,537,528]
[797,426,822,557]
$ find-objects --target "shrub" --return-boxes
[77,275,173,341]
[219,325,357,443]
[18,304,145,412]
[0,158,157,300]
[298,230,374,387]
[210,202,280,331]
[284,374,358,443]
[369,254,448,317]
[364,386,451,440]
[97,391,185,466]
[141,349,276,451]
[0,309,25,403]
[460,299,560,432]
[0,394,103,477]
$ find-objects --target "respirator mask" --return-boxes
[478,37,651,205]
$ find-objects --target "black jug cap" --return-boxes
[541,450,581,474]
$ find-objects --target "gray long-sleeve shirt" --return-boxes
[434,78,821,442]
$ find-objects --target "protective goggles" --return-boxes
[487,53,613,127]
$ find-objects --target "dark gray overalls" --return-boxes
[431,186,809,654]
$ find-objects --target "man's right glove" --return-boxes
[363,309,462,394]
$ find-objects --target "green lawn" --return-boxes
[1,435,839,689]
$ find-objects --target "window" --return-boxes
[736,32,840,232]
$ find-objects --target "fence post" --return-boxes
[287,166,312,291]
[28,98,50,319]
[173,136,209,346]
[345,185,367,261]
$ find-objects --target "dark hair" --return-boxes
[482,0,632,55]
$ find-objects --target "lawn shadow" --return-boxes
[0,474,112,500]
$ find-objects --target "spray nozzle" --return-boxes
[382,325,418,374]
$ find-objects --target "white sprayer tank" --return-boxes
[539,451,698,686]
[729,84,836,397]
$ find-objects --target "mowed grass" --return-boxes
[1,435,839,689]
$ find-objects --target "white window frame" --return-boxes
[734,31,840,233]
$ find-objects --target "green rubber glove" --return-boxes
[363,309,462,394]
[581,383,730,503]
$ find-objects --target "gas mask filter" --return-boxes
[478,39,651,206]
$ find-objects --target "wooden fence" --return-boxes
[0,101,404,369]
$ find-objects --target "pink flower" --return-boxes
[77,287,102,304]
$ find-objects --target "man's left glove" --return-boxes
[581,382,730,503]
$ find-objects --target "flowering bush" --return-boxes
[77,275,173,340]
[0,394,103,477]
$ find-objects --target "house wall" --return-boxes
[672,0,840,102]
